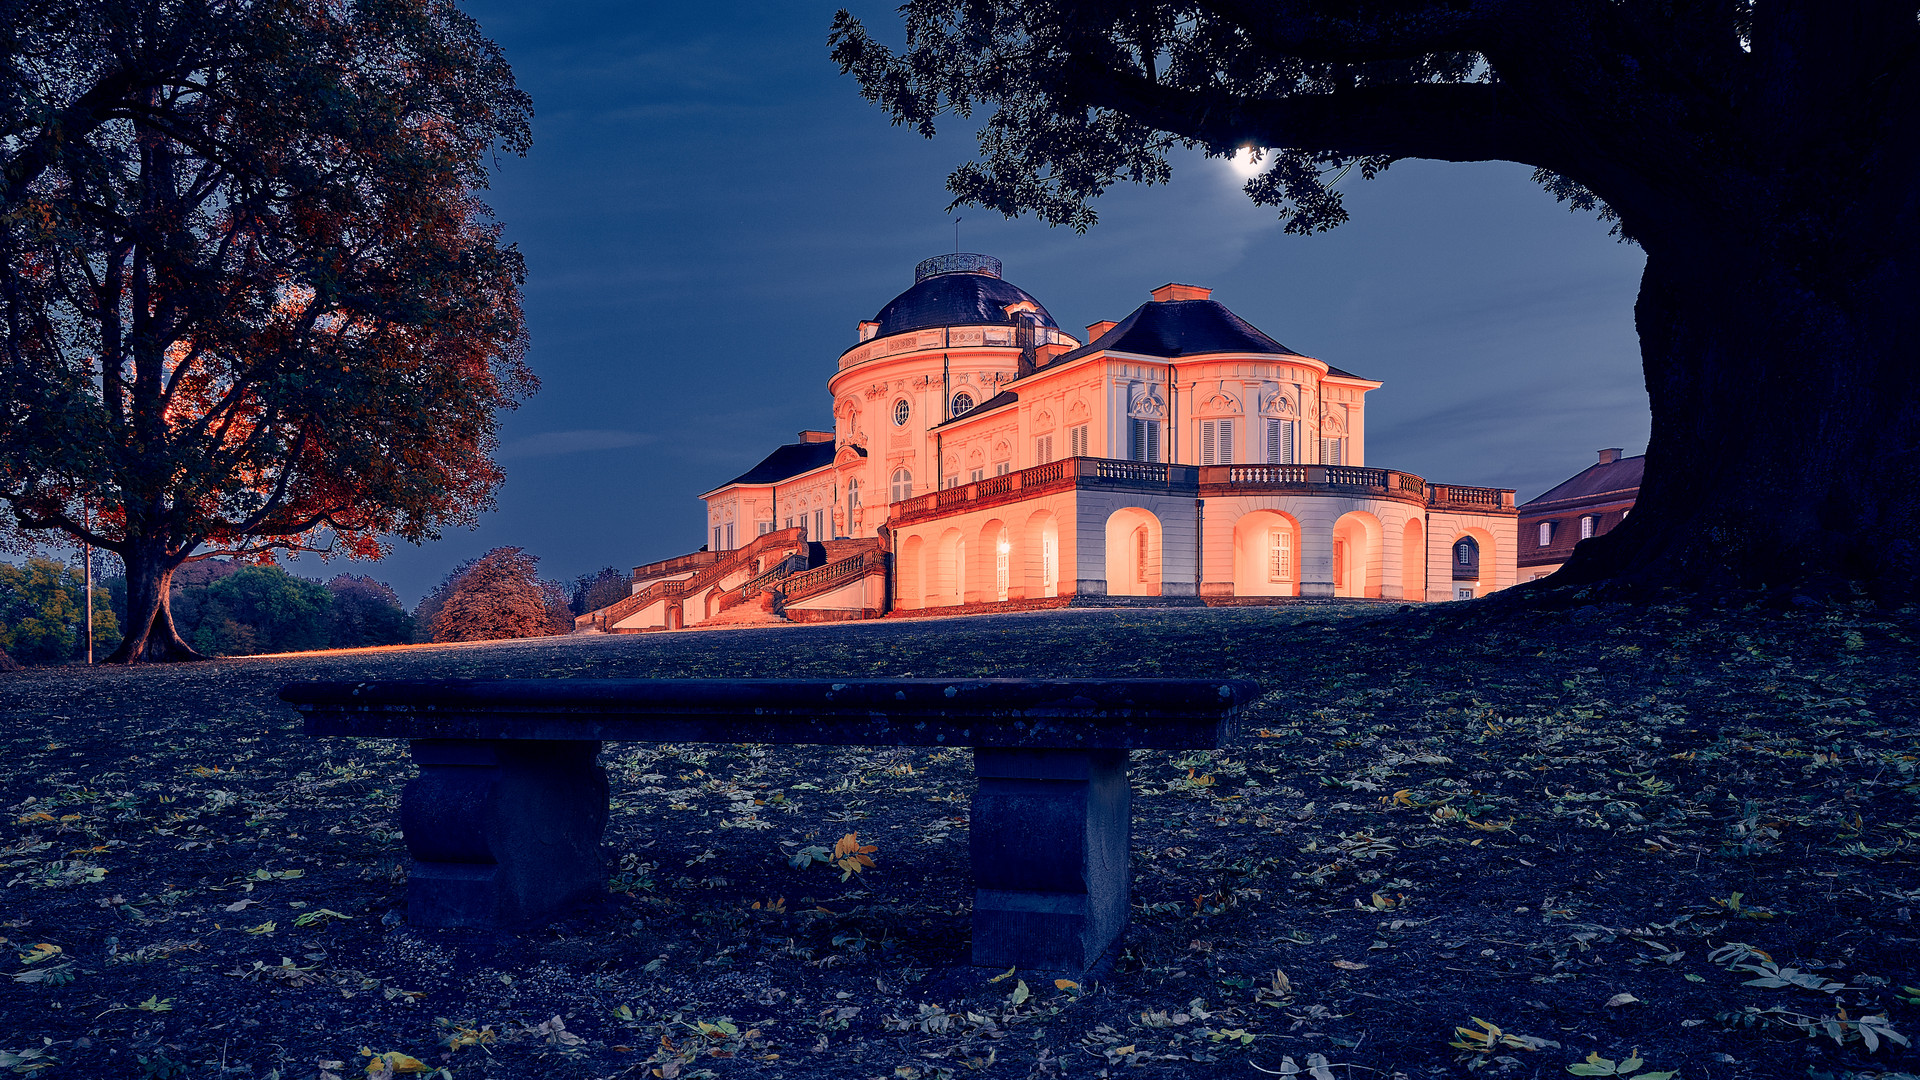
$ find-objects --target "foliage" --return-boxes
[571,566,630,616]
[323,575,416,650]
[427,546,569,643]
[0,557,118,664]
[184,566,332,657]
[0,0,536,660]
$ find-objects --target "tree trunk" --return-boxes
[104,546,206,663]
[1558,233,1920,601]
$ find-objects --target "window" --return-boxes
[1456,541,1473,564]
[1320,436,1344,465]
[1453,536,1480,580]
[969,467,984,483]
[996,461,1010,476]
[1456,587,1476,600]
[890,468,912,503]
[726,523,734,549]
[713,526,722,551]
[995,528,1009,602]
[1538,521,1555,547]
[1200,418,1235,465]
[951,392,974,416]
[814,509,824,540]
[758,522,773,536]
[1035,433,1054,464]
[1265,418,1294,464]
[1268,529,1292,582]
[1580,515,1598,539]
[784,516,794,530]
[1128,418,1161,462]
[1134,526,1150,583]
[892,399,910,426]
[1069,424,1089,458]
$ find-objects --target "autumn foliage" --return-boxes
[425,547,570,643]
[0,0,536,660]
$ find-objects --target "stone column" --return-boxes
[969,748,1129,971]
[401,739,607,928]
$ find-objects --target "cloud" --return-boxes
[498,429,659,459]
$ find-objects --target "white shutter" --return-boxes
[1320,437,1343,465]
[1201,421,1216,465]
[1147,422,1160,462]
[1219,419,1234,464]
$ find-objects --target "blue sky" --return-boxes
[327,1,1650,606]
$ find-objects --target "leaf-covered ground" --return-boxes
[1,597,1916,1080]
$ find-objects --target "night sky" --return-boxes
[334,1,1650,606]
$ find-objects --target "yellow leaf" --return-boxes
[1054,979,1080,992]
[987,967,1016,983]
[244,921,276,935]
[1331,959,1368,970]
[365,1051,428,1075]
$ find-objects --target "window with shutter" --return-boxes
[969,467,984,483]
[1265,418,1294,464]
[1069,424,1088,458]
[890,469,912,503]
[1320,436,1344,465]
[1036,434,1053,464]
[1201,420,1217,464]
[814,509,824,539]
[1580,515,1597,539]
[713,526,722,551]
[759,522,772,536]
[726,523,734,549]
[1538,521,1554,547]
[1130,419,1160,462]
[1218,419,1234,464]
[996,461,1009,476]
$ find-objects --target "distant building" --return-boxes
[1516,448,1644,581]
[582,254,1520,632]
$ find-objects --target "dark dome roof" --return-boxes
[872,254,1060,338]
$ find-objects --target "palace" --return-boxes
[579,254,1517,632]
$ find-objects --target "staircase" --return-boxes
[575,528,811,632]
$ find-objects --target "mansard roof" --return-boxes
[1520,454,1645,510]
[1050,297,1363,378]
[718,440,843,488]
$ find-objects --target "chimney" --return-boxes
[1150,283,1212,302]
[1597,447,1623,464]
[1085,320,1118,341]
[798,430,835,444]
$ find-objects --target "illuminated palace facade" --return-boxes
[581,254,1517,632]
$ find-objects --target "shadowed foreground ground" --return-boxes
[0,599,1916,1080]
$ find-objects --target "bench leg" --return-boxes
[400,739,607,928]
[969,748,1130,971]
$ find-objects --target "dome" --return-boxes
[871,253,1060,338]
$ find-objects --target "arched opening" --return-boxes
[933,528,964,607]
[972,519,1008,604]
[1450,527,1497,598]
[898,534,925,609]
[1232,510,1300,597]
[1401,518,1427,601]
[1023,509,1060,598]
[1331,511,1384,598]
[1103,507,1163,596]
[1453,536,1480,580]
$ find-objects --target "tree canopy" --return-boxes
[0,0,536,660]
[0,556,117,664]
[425,546,569,643]
[832,1,1920,598]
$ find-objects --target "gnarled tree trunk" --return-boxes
[1559,227,1920,599]
[104,545,205,664]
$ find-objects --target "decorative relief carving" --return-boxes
[1035,409,1055,430]
[1199,391,1241,416]
[1262,391,1295,417]
[1066,398,1090,421]
[1130,388,1166,418]
[993,439,1011,459]
[1321,406,1346,433]
[966,447,985,466]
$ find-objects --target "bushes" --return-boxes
[418,547,571,643]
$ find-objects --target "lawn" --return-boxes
[0,597,1915,1080]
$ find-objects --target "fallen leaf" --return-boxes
[1332,959,1368,970]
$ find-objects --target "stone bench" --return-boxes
[281,678,1258,971]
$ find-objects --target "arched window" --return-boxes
[892,399,911,426]
[951,392,974,417]
[1453,536,1480,580]
[890,469,912,503]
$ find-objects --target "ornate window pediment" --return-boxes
[1034,408,1055,430]
[1129,387,1166,418]
[1321,406,1346,433]
[1262,391,1296,417]
[1067,398,1090,421]
[1199,391,1241,416]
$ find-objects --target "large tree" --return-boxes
[0,0,536,661]
[831,1,1920,599]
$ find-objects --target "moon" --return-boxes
[1227,146,1265,178]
